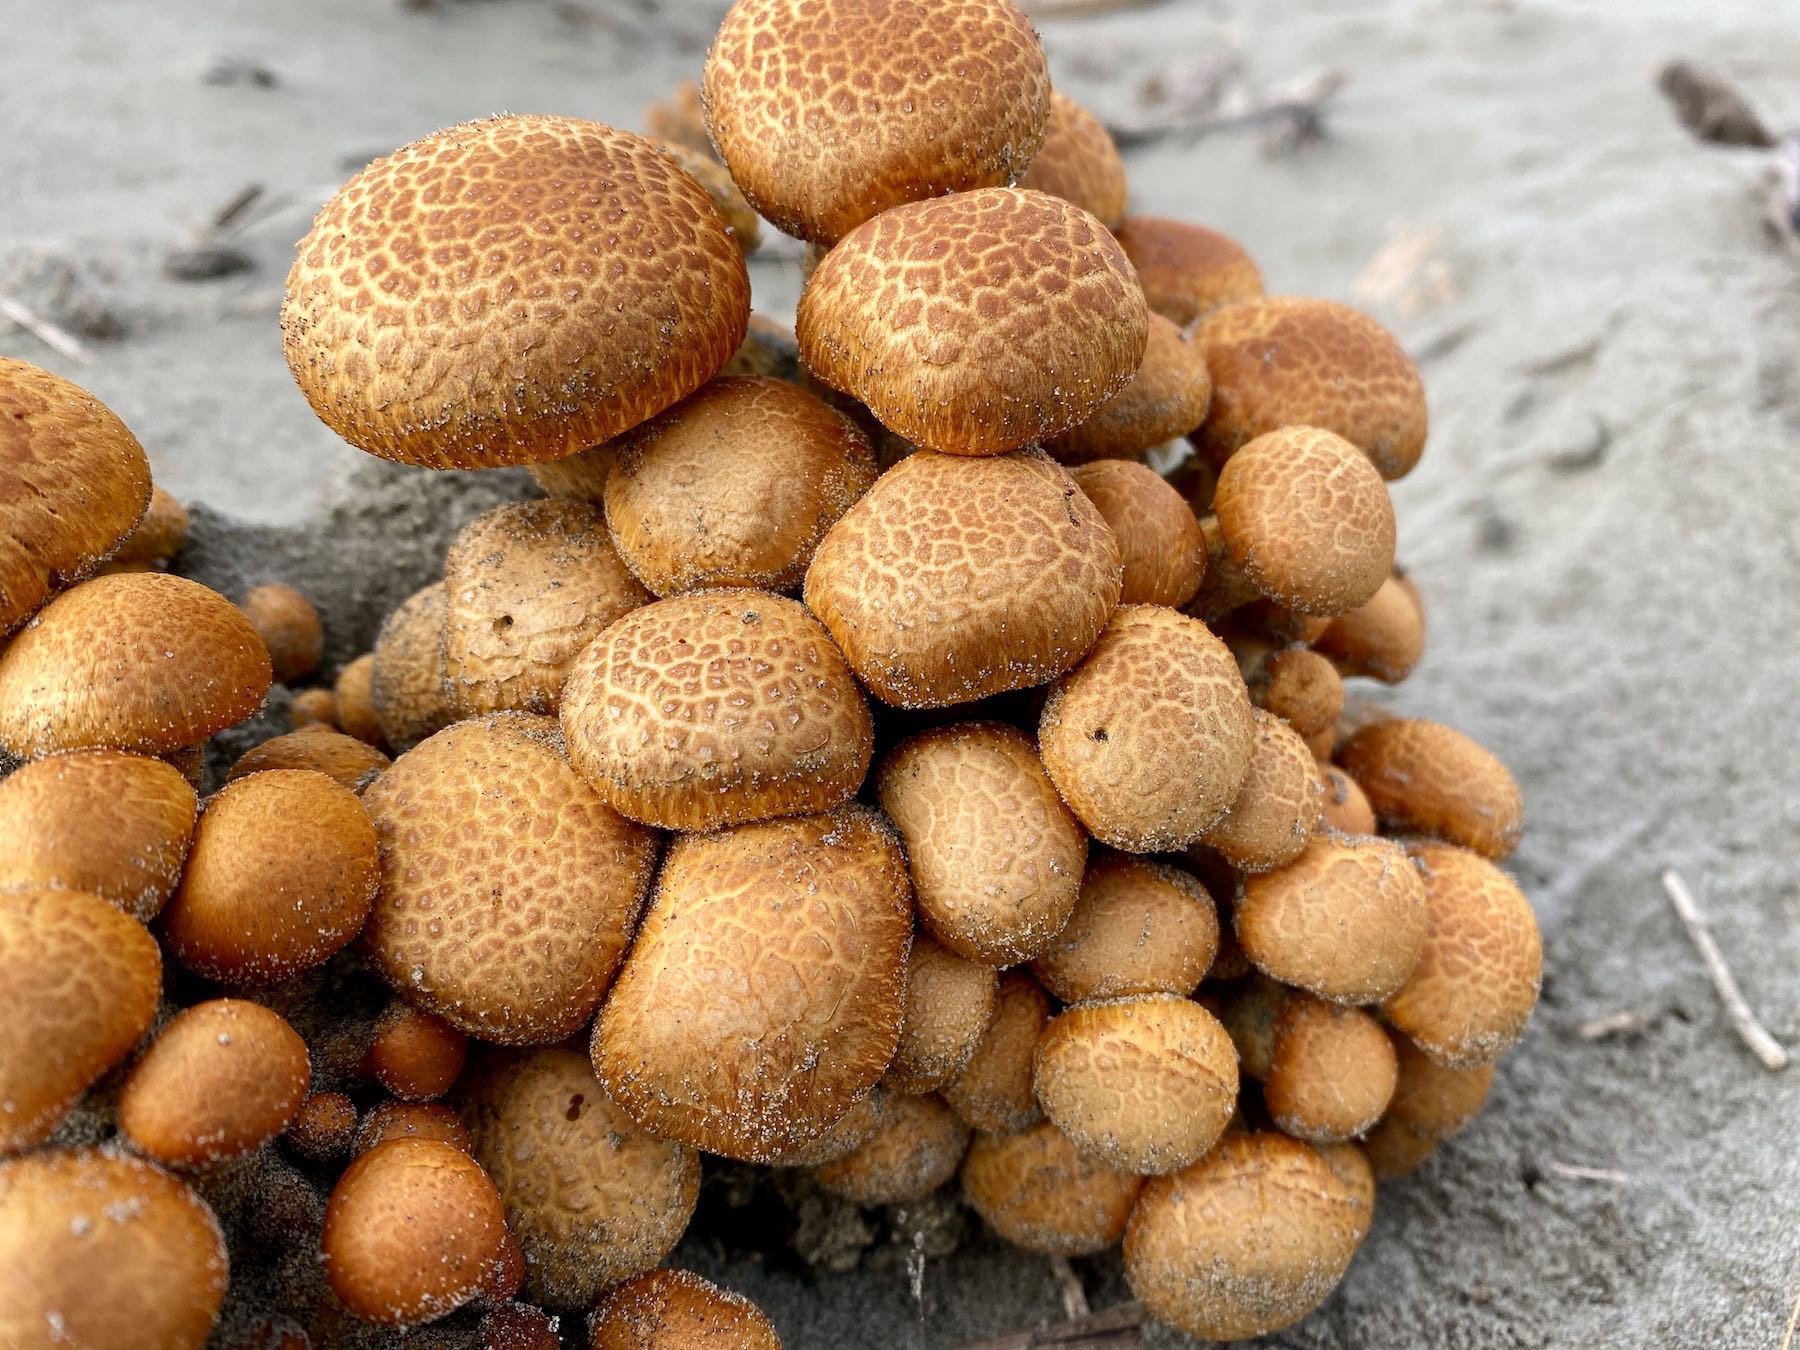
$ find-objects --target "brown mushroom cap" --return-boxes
[1316,574,1425,683]
[603,376,876,597]
[363,1001,467,1102]
[1112,217,1265,328]
[283,115,751,469]
[239,583,324,685]
[1213,426,1396,616]
[797,189,1147,454]
[1124,1133,1362,1341]
[289,687,338,730]
[356,1102,474,1157]
[1039,604,1254,852]
[332,653,384,747]
[1338,718,1525,859]
[462,1047,699,1309]
[0,573,270,759]
[161,769,379,985]
[0,749,197,921]
[1383,843,1542,1069]
[815,1091,971,1205]
[0,358,152,634]
[1046,317,1213,465]
[227,726,390,793]
[321,1137,516,1327]
[1033,994,1238,1175]
[765,1082,891,1168]
[590,1268,781,1350]
[1361,1030,1496,1179]
[1205,971,1288,1082]
[1193,296,1428,480]
[644,78,713,158]
[1031,851,1218,1003]
[593,807,911,1162]
[1234,834,1429,1005]
[888,934,1001,1094]
[0,1148,227,1349]
[1318,764,1378,836]
[111,485,189,567]
[652,138,763,256]
[960,1119,1143,1256]
[942,970,1051,1136]
[805,449,1122,708]
[361,714,658,1043]
[444,499,652,717]
[370,582,457,753]
[875,721,1087,966]
[0,887,162,1152]
[1018,91,1129,229]
[560,589,873,830]
[286,1091,360,1165]
[1200,709,1322,873]
[703,0,1050,244]
[1068,459,1208,608]
[119,999,311,1168]
[1251,646,1345,737]
[1264,994,1399,1143]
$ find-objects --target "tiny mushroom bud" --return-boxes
[239,583,324,685]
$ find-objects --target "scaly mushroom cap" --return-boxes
[0,1149,227,1350]
[590,1269,782,1350]
[1361,1030,1495,1179]
[0,358,152,633]
[1318,764,1377,836]
[1264,994,1399,1143]
[1069,458,1208,608]
[592,807,912,1162]
[371,582,458,753]
[282,114,751,469]
[1113,216,1264,327]
[0,573,270,759]
[804,449,1123,708]
[798,189,1147,454]
[1201,708,1322,873]
[887,934,1001,1093]
[651,139,763,256]
[960,1119,1143,1256]
[703,0,1050,244]
[1030,851,1219,1003]
[1046,316,1213,464]
[333,653,385,747]
[1019,91,1129,228]
[228,726,391,793]
[110,486,188,566]
[942,969,1050,1135]
[814,1091,971,1205]
[1338,717,1524,859]
[1193,296,1428,480]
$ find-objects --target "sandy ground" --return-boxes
[7,0,1800,1346]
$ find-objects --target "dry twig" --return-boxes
[1049,1255,1089,1322]
[1576,1008,1656,1041]
[1661,870,1789,1071]
[1545,1161,1630,1185]
[0,294,91,362]
[1656,61,1774,149]
[1781,1286,1800,1350]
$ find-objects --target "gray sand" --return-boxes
[7,1,1800,1346]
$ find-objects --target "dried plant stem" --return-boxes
[1661,870,1789,1071]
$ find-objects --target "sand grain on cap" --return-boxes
[590,1268,781,1350]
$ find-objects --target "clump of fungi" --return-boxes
[0,0,1541,1344]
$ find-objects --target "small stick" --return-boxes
[1661,870,1789,1071]
[0,294,91,362]
[953,1301,1145,1350]
[1781,1286,1800,1350]
[1545,1161,1629,1185]
[1576,1008,1655,1041]
[1050,1255,1089,1321]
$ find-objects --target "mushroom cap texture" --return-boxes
[360,714,658,1043]
[960,1119,1144,1256]
[804,449,1123,708]
[814,1091,971,1205]
[1113,216,1265,328]
[0,573,271,759]
[560,589,873,830]
[593,807,912,1162]
[1338,717,1525,859]
[798,189,1147,455]
[1068,457,1208,608]
[371,581,458,752]
[703,0,1050,245]
[333,653,385,746]
[1362,1031,1495,1179]
[887,934,1001,1093]
[0,1148,227,1350]
[1201,708,1322,873]
[1316,573,1426,683]
[1019,91,1129,229]
[1030,851,1219,1003]
[1047,315,1213,464]
[1193,296,1428,480]
[942,969,1051,1134]
[0,357,152,634]
[1264,995,1399,1143]
[0,887,162,1153]
[227,726,391,793]
[282,114,751,469]
[590,1268,782,1350]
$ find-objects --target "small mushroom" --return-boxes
[960,1120,1143,1256]
[331,653,384,748]
[815,1091,970,1206]
[370,581,457,752]
[362,1000,467,1103]
[1030,851,1219,1003]
[239,583,323,685]
[1200,708,1322,873]
[1018,90,1129,229]
[589,1269,781,1350]
[1316,572,1426,682]
[943,970,1051,1135]
[1361,1030,1496,1179]
[226,727,390,793]
[1264,993,1399,1143]
[109,486,189,568]
[888,934,1001,1094]
[1046,316,1213,465]
[1338,718,1524,859]
[1112,216,1265,327]
[1068,458,1208,608]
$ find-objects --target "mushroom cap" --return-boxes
[239,583,324,685]
[0,887,162,1153]
[0,573,271,759]
[1019,91,1129,229]
[651,138,763,256]
[804,449,1122,708]
[1068,458,1208,608]
[356,1102,474,1158]
[118,999,311,1168]
[282,114,751,469]
[227,726,391,793]
[960,1119,1143,1256]
[1382,843,1542,1069]
[111,486,188,566]
[287,1092,360,1165]
[1112,216,1264,328]
[560,589,873,830]
[875,721,1087,966]
[1234,834,1429,1004]
[1318,764,1377,836]
[321,1138,516,1327]
[462,1047,699,1309]
[1338,718,1524,859]
[603,376,876,596]
[815,1091,970,1205]
[1201,708,1322,873]
[1123,1132,1362,1342]
[592,806,912,1162]
[0,749,198,921]
[1193,296,1428,480]
[764,1081,891,1168]
[161,770,379,985]
[1264,994,1399,1143]
[1038,604,1255,852]
[332,653,385,748]
[1046,316,1213,464]
[0,1148,227,1350]
[1361,1030,1495,1179]
[444,499,652,717]
[364,1001,467,1102]
[644,78,713,159]
[1316,573,1426,683]
[590,1269,781,1350]
[289,687,338,729]
[797,189,1147,454]
[1030,851,1219,1003]
[942,969,1050,1135]
[1213,426,1396,616]
[888,935,1001,1094]
[0,358,152,634]
[1033,993,1238,1175]
[1205,972,1288,1082]
[360,714,658,1043]
[1250,646,1344,737]
[370,582,457,753]
[703,0,1050,245]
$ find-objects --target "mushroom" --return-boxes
[1018,90,1129,229]
[238,583,323,685]
[941,970,1051,1136]
[226,726,390,793]
[370,581,457,753]
[1030,850,1219,1003]
[1068,458,1208,608]
[960,1120,1143,1256]
[109,485,189,568]
[1263,993,1400,1143]
[1338,717,1524,859]
[1199,708,1323,873]
[1361,1030,1496,1179]
[331,653,383,747]
[814,1092,970,1206]
[362,1001,467,1103]
[590,1269,781,1350]
[887,935,1001,1094]
[1112,216,1265,327]
[1315,572,1427,682]
[1046,316,1213,464]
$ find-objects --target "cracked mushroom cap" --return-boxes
[1315,573,1426,683]
[814,1090,970,1205]
[590,1269,781,1350]
[703,0,1050,245]
[1249,646,1345,738]
[282,114,751,469]
[1068,458,1208,608]
[960,1119,1143,1256]
[1263,994,1399,1144]
[1200,708,1322,873]
[0,357,152,634]
[804,449,1123,708]
[1019,91,1129,229]
[1030,851,1219,1003]
[887,934,1001,1094]
[1046,316,1213,464]
[797,189,1147,454]
[1337,718,1524,860]
[0,573,271,759]
[371,582,458,753]
[942,969,1051,1135]
[1113,216,1265,328]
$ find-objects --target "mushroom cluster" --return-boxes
[0,1,1543,1345]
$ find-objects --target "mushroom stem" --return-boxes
[1660,869,1789,1072]
[1049,1254,1088,1321]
